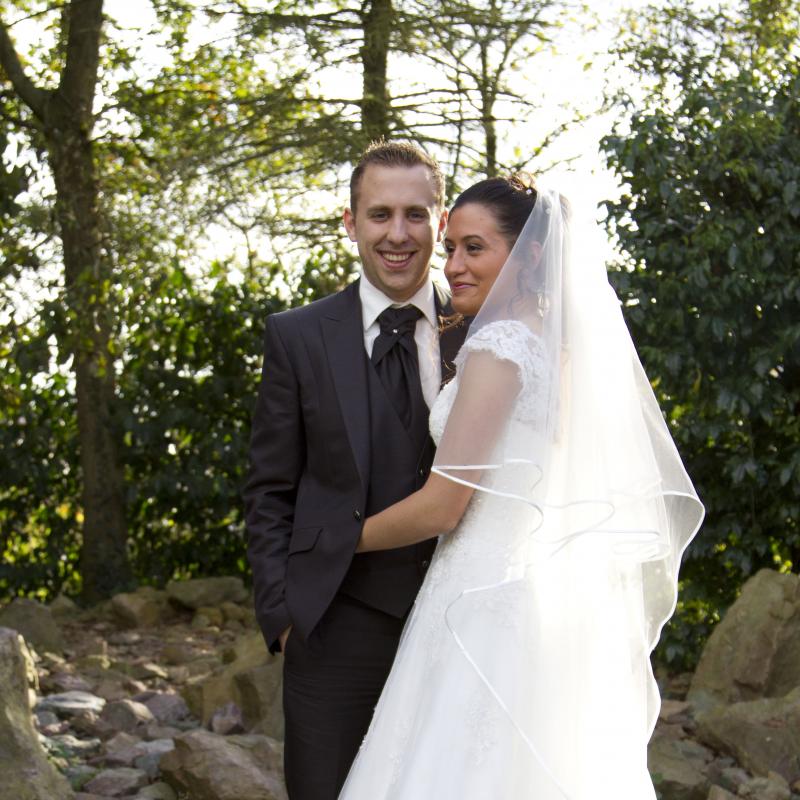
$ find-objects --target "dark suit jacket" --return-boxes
[244,279,465,653]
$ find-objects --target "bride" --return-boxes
[337,175,704,799]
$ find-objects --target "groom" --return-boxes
[244,141,466,800]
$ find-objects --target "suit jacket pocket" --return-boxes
[288,526,322,555]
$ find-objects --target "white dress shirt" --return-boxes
[359,275,442,409]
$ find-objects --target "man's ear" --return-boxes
[343,207,357,242]
[436,208,448,241]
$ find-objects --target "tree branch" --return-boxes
[0,14,48,119]
[59,0,104,121]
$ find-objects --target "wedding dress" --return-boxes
[339,187,703,799]
[339,320,656,799]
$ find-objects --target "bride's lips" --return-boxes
[379,251,415,270]
[450,282,475,293]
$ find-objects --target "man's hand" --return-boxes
[279,625,292,652]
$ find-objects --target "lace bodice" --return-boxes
[429,319,548,446]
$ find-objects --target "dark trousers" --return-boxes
[282,593,406,800]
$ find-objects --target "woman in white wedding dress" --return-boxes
[338,176,704,800]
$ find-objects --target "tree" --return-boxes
[404,0,566,181]
[604,0,800,667]
[0,0,133,600]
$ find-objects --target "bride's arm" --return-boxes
[356,353,520,552]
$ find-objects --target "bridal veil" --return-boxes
[431,186,705,797]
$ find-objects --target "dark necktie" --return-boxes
[371,306,426,431]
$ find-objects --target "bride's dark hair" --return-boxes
[450,173,538,248]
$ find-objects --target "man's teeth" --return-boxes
[383,253,411,262]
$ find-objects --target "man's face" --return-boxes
[343,164,447,302]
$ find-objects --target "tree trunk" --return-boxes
[360,0,393,143]
[0,0,132,601]
[478,42,497,177]
[48,125,132,602]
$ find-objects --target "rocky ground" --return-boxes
[0,568,799,800]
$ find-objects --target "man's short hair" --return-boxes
[350,140,445,214]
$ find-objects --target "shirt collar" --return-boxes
[359,273,437,331]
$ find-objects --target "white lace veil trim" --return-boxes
[431,186,704,796]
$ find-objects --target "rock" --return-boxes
[210,701,245,735]
[133,781,177,800]
[75,653,112,672]
[190,612,217,631]
[35,708,60,729]
[45,671,94,694]
[706,788,737,800]
[160,642,194,666]
[64,763,98,790]
[648,735,710,800]
[105,731,141,752]
[139,691,191,724]
[235,662,284,738]
[0,628,73,799]
[84,767,149,796]
[143,722,185,740]
[100,698,155,733]
[738,771,792,799]
[75,633,108,657]
[46,733,102,758]
[221,601,247,622]
[159,729,286,800]
[0,598,66,654]
[166,665,190,684]
[109,630,142,646]
[36,690,106,717]
[689,570,800,710]
[713,765,750,793]
[167,577,247,610]
[696,686,800,784]
[659,699,692,724]
[102,743,145,768]
[114,660,169,681]
[195,605,225,627]
[184,655,222,677]
[70,709,116,739]
[94,675,131,702]
[134,738,175,778]
[181,632,283,738]
[50,593,80,618]
[111,588,166,629]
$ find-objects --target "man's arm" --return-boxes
[244,314,305,653]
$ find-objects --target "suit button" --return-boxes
[418,469,425,477]
[421,559,430,569]
[353,510,362,521]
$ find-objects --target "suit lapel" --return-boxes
[434,283,468,388]
[321,281,370,491]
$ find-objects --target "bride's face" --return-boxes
[443,203,511,316]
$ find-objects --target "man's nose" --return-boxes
[386,214,408,244]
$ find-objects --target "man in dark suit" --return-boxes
[244,141,466,800]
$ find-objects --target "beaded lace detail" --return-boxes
[429,320,547,445]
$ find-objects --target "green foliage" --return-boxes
[605,0,800,669]
[0,315,80,599]
[0,265,286,598]
[117,265,286,585]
